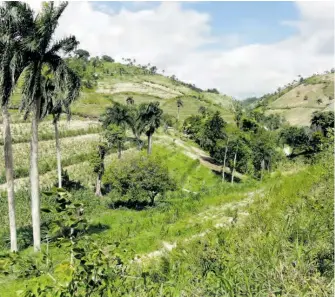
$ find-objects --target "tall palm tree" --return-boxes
[139,102,163,155]
[0,2,34,252]
[19,2,79,252]
[176,98,183,121]
[40,73,80,189]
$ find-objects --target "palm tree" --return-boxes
[139,102,163,155]
[0,2,34,252]
[40,73,80,189]
[19,2,79,252]
[176,98,183,121]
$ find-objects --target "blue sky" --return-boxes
[95,1,300,46]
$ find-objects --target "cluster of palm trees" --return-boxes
[96,99,163,197]
[101,99,164,155]
[0,2,81,252]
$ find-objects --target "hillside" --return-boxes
[9,59,234,123]
[247,72,334,126]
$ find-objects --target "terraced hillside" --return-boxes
[253,73,334,126]
[50,60,233,122]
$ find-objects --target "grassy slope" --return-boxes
[264,73,334,126]
[69,61,234,122]
[0,149,332,296]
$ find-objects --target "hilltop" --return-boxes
[245,71,334,126]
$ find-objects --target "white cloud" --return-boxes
[30,1,334,99]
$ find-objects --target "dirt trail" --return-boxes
[133,189,263,264]
[156,134,246,180]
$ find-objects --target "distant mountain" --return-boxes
[243,71,334,126]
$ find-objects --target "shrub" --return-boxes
[103,153,176,206]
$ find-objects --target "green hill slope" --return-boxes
[247,72,334,126]
[34,59,233,122]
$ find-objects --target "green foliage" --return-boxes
[280,126,310,154]
[103,153,176,206]
[310,111,334,136]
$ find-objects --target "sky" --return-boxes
[27,1,334,99]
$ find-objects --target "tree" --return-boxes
[104,124,126,159]
[231,100,243,128]
[304,95,308,101]
[103,154,175,206]
[279,126,310,154]
[40,73,80,189]
[126,96,134,105]
[139,102,163,155]
[317,98,323,105]
[75,48,90,60]
[310,111,334,136]
[200,111,226,152]
[0,1,34,252]
[198,106,207,116]
[20,2,79,252]
[101,55,114,63]
[176,98,183,121]
[91,142,107,197]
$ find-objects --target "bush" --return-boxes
[103,153,176,207]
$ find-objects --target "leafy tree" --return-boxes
[231,100,243,128]
[104,124,126,159]
[200,111,226,152]
[252,131,282,178]
[75,48,90,60]
[0,1,34,252]
[126,96,134,105]
[176,98,183,121]
[183,114,204,140]
[262,114,286,130]
[207,88,220,94]
[310,111,334,136]
[279,126,310,154]
[19,2,79,251]
[304,95,308,101]
[101,54,114,62]
[161,113,177,131]
[103,154,175,206]
[317,98,323,105]
[241,117,259,133]
[198,105,207,116]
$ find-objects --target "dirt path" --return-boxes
[156,134,246,180]
[133,188,263,264]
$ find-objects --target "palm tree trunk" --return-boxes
[54,118,62,188]
[118,142,122,159]
[95,173,102,197]
[147,133,152,155]
[231,148,238,184]
[30,99,41,252]
[2,106,17,252]
[222,138,229,182]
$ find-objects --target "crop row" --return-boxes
[0,120,101,145]
[0,134,100,183]
[0,148,136,193]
